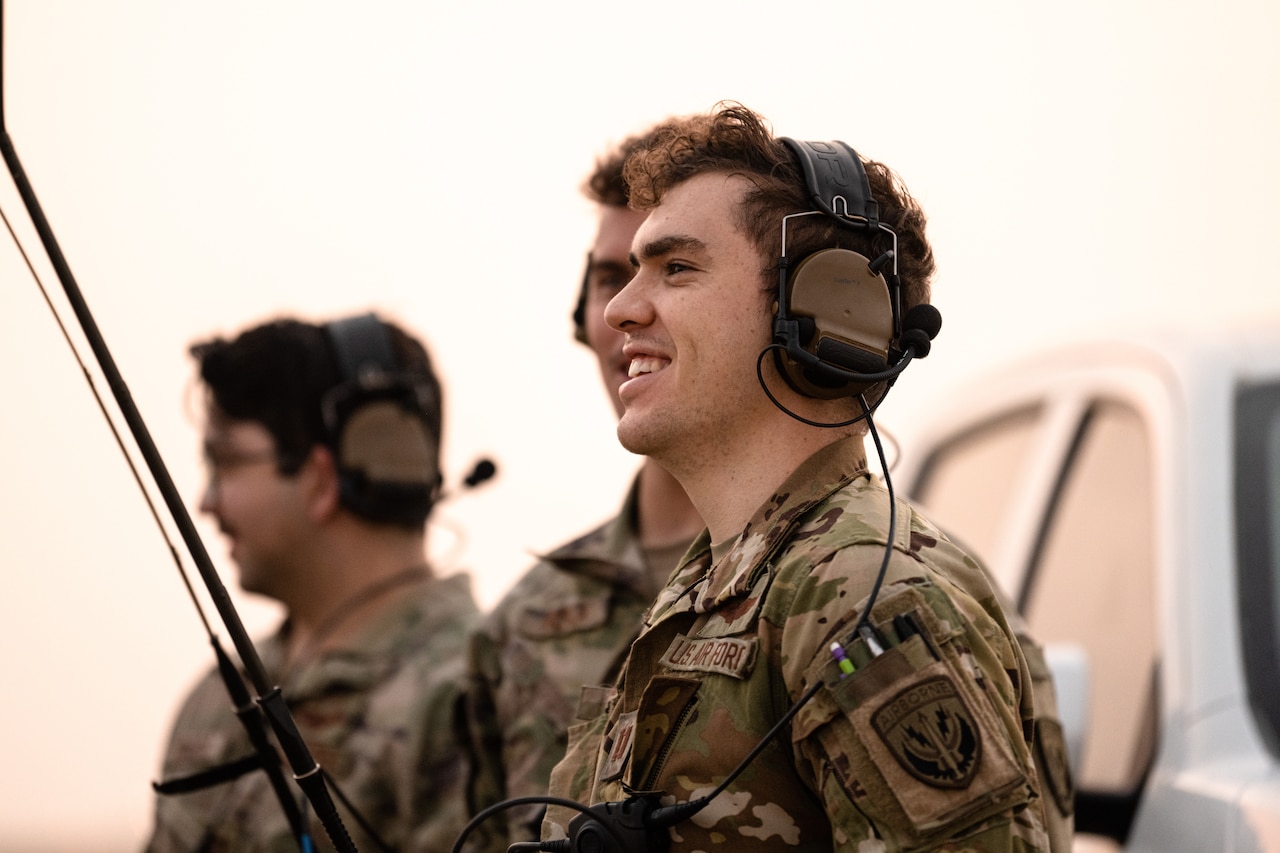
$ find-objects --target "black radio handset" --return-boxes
[563,797,672,852]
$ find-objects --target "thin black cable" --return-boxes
[0,5,354,847]
[6,193,433,851]
[465,393,907,846]
[648,395,900,830]
[844,395,899,645]
[755,343,899,429]
[449,795,631,853]
[0,145,322,852]
[0,202,216,636]
[318,767,397,853]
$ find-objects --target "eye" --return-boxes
[588,265,633,293]
[203,447,277,477]
[665,261,693,276]
[595,270,631,290]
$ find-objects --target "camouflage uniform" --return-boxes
[465,481,691,850]
[544,437,1063,851]
[146,573,479,853]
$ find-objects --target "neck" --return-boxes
[281,523,430,663]
[635,458,704,549]
[670,410,858,544]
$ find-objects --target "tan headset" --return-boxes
[322,313,441,526]
[772,138,912,400]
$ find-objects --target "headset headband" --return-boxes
[779,138,879,229]
[322,313,440,527]
[327,313,396,385]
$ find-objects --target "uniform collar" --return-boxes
[652,435,871,619]
[269,573,473,697]
[539,476,654,594]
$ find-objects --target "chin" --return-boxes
[616,415,670,461]
[234,564,268,596]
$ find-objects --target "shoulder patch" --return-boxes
[1034,717,1076,816]
[871,676,982,789]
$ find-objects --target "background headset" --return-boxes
[572,255,591,345]
[770,138,941,405]
[322,313,442,527]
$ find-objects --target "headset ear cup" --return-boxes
[324,314,440,526]
[775,248,895,399]
[334,396,439,523]
[338,401,437,488]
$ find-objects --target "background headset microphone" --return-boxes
[322,313,494,529]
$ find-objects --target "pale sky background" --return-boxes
[1,1,1278,849]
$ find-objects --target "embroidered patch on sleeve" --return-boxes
[871,676,982,788]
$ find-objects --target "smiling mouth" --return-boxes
[627,356,669,378]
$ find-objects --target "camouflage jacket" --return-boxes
[543,437,1058,852]
[464,481,688,850]
[145,572,479,853]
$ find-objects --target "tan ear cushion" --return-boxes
[339,401,437,485]
[788,248,893,363]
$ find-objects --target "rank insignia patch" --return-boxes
[872,676,982,788]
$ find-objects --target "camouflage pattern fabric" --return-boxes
[464,481,685,851]
[543,436,1062,851]
[145,573,479,853]
[926,531,1075,851]
[1006,611,1075,850]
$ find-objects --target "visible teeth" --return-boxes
[628,356,666,378]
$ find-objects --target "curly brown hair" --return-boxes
[622,102,935,313]
[574,121,687,341]
[582,131,649,207]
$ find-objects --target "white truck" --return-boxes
[887,323,1280,851]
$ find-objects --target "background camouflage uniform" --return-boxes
[544,436,1065,851]
[146,573,478,853]
[464,481,691,850]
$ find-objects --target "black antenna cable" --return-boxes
[0,6,355,850]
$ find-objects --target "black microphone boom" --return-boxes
[781,302,941,389]
[463,457,497,488]
[896,304,942,358]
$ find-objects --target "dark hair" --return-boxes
[582,130,654,207]
[191,315,443,523]
[623,102,935,312]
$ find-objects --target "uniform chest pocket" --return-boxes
[598,676,701,792]
[514,594,610,639]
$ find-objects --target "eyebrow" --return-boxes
[629,234,708,268]
[588,258,633,276]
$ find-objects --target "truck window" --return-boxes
[1023,400,1158,796]
[911,405,1042,594]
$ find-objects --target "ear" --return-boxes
[299,443,342,523]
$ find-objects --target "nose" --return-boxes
[199,479,217,512]
[603,270,652,333]
[198,476,219,516]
